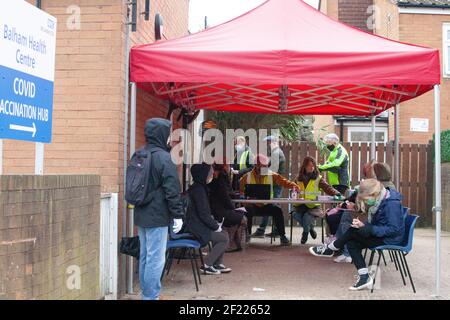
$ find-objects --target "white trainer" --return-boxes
[334,254,352,263]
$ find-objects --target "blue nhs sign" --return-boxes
[0,0,57,143]
[0,66,53,143]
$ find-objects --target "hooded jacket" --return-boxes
[364,189,406,245]
[185,164,219,245]
[209,171,243,227]
[134,118,184,228]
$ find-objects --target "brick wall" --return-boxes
[338,0,374,32]
[373,0,399,40]
[129,0,189,151]
[2,0,188,186]
[314,0,375,136]
[0,175,101,300]
[395,12,450,144]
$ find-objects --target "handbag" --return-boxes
[119,236,140,258]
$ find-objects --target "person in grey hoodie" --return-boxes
[134,118,184,300]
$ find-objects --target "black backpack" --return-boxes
[125,146,155,206]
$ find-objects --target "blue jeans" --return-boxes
[258,186,283,232]
[336,210,352,257]
[292,205,320,233]
[138,226,168,300]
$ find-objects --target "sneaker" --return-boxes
[251,230,265,238]
[280,235,291,246]
[214,264,232,273]
[334,254,353,263]
[301,232,309,244]
[309,245,334,257]
[200,265,221,275]
[324,235,336,245]
[310,229,317,240]
[349,274,373,291]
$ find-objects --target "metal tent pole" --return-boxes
[395,105,400,190]
[371,115,376,160]
[127,82,137,294]
[123,4,131,293]
[433,84,442,298]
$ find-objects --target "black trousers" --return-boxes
[334,227,385,270]
[325,211,343,235]
[245,205,286,236]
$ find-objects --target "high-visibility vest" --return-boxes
[246,170,274,199]
[325,144,349,186]
[297,176,321,209]
[239,150,250,171]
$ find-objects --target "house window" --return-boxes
[443,23,450,77]
[348,127,388,143]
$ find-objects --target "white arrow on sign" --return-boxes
[9,122,37,138]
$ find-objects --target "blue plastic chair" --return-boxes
[369,213,419,293]
[161,222,204,292]
[364,207,410,265]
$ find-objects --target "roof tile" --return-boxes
[397,0,450,8]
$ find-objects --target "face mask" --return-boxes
[327,145,335,151]
[366,198,377,207]
[236,145,244,152]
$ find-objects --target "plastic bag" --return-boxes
[120,236,140,258]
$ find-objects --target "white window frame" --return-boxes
[443,23,450,78]
[347,127,388,143]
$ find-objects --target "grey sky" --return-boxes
[189,0,320,33]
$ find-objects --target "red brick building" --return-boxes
[316,0,449,144]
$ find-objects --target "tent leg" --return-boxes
[127,82,137,294]
[395,104,400,190]
[371,116,376,160]
[433,84,442,298]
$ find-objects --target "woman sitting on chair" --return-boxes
[309,179,406,291]
[185,163,232,275]
[209,162,248,252]
[293,156,340,244]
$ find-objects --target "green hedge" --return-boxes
[433,130,450,163]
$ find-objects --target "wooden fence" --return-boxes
[280,141,433,226]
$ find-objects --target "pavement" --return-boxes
[123,228,450,300]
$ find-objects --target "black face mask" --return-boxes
[327,145,335,151]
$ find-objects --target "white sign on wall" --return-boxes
[410,118,429,133]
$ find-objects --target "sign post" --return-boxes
[0,0,57,174]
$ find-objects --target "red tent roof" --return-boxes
[130,0,440,116]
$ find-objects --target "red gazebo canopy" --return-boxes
[130,0,440,116]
